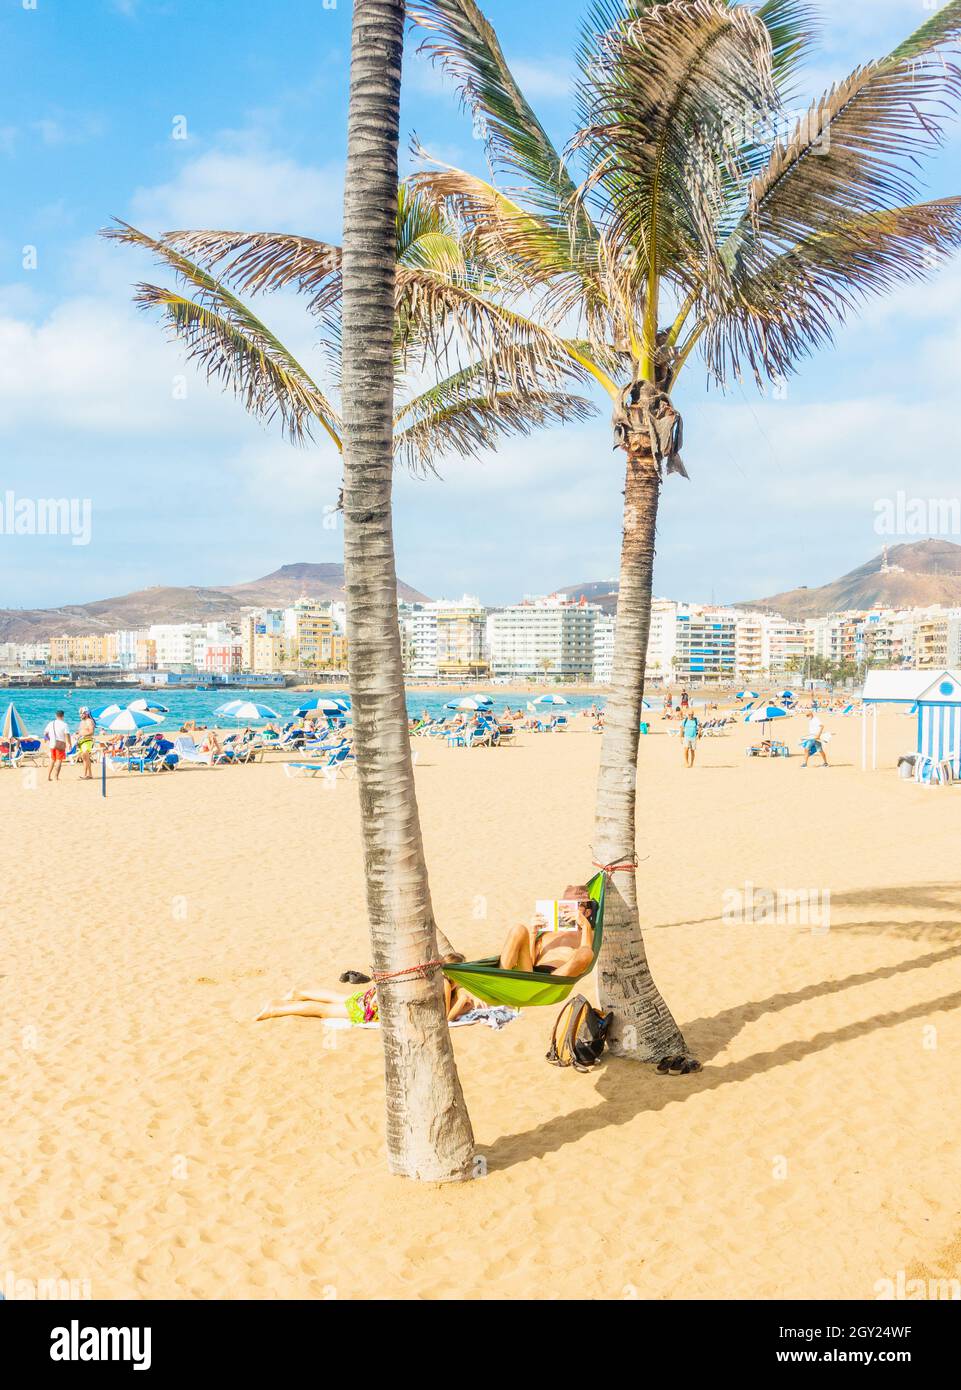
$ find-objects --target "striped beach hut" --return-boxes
[916,672,961,778]
[860,670,929,770]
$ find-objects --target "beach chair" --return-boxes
[171,736,213,767]
[316,745,355,778]
[283,761,329,779]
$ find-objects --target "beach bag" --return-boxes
[546,993,612,1073]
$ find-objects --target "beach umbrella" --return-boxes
[296,696,350,717]
[91,702,124,721]
[444,696,493,711]
[745,703,789,735]
[214,699,279,721]
[98,708,164,732]
[533,693,568,706]
[128,697,170,714]
[735,690,759,701]
[1,702,28,739]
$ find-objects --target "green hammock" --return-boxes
[443,872,606,1008]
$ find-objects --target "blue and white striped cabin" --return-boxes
[917,672,961,777]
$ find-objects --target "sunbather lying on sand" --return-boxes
[498,885,597,977]
[256,964,480,1025]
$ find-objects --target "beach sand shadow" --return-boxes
[483,884,961,1170]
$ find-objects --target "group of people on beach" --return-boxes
[41,708,96,782]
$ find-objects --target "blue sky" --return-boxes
[2,0,961,610]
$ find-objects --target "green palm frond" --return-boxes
[409,160,611,336]
[101,221,341,446]
[393,263,601,390]
[409,0,594,239]
[571,0,776,372]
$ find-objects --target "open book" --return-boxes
[533,899,581,932]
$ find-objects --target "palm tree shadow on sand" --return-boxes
[482,883,961,1171]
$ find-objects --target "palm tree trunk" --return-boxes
[340,0,475,1180]
[593,439,693,1064]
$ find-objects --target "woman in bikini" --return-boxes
[255,965,480,1025]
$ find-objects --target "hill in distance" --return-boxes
[737,540,961,619]
[0,563,430,643]
[554,579,620,614]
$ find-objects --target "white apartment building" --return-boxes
[487,597,598,681]
[762,618,808,673]
[592,614,615,684]
[148,623,207,670]
[645,599,678,683]
[402,596,484,679]
[734,614,764,681]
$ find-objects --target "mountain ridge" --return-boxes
[0,564,431,642]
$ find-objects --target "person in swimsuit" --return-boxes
[255,966,479,1024]
[498,888,597,978]
[76,707,96,781]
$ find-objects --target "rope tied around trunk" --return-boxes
[370,958,447,984]
[593,855,638,875]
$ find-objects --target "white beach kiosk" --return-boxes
[860,668,961,779]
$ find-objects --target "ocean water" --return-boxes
[1,686,632,734]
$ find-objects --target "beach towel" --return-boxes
[320,1006,519,1033]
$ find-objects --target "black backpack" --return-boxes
[546,994,612,1072]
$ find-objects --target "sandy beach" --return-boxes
[3,707,961,1301]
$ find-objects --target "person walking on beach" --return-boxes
[682,710,700,768]
[43,709,71,782]
[802,713,829,768]
[76,707,96,780]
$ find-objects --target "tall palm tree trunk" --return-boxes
[593,440,693,1064]
[340,0,474,1180]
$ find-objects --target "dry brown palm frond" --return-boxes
[157,229,342,313]
[394,384,595,475]
[704,196,961,384]
[101,221,341,446]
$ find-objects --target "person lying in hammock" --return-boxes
[255,965,480,1025]
[498,886,597,977]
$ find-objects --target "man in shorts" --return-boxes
[802,713,829,767]
[43,709,71,783]
[682,710,700,767]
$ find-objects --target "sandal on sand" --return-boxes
[656,1055,703,1076]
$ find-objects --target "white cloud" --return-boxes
[130,148,343,236]
[511,59,575,102]
[0,295,256,434]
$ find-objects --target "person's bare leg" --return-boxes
[286,986,346,1003]
[447,988,474,1021]
[551,945,595,978]
[499,924,534,971]
[255,998,349,1021]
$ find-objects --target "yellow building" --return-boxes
[135,637,157,669]
[287,598,348,670]
[435,605,489,679]
[49,633,117,666]
[253,633,290,673]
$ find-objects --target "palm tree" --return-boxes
[104,34,591,1182]
[409,0,961,1067]
[338,0,474,1181]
